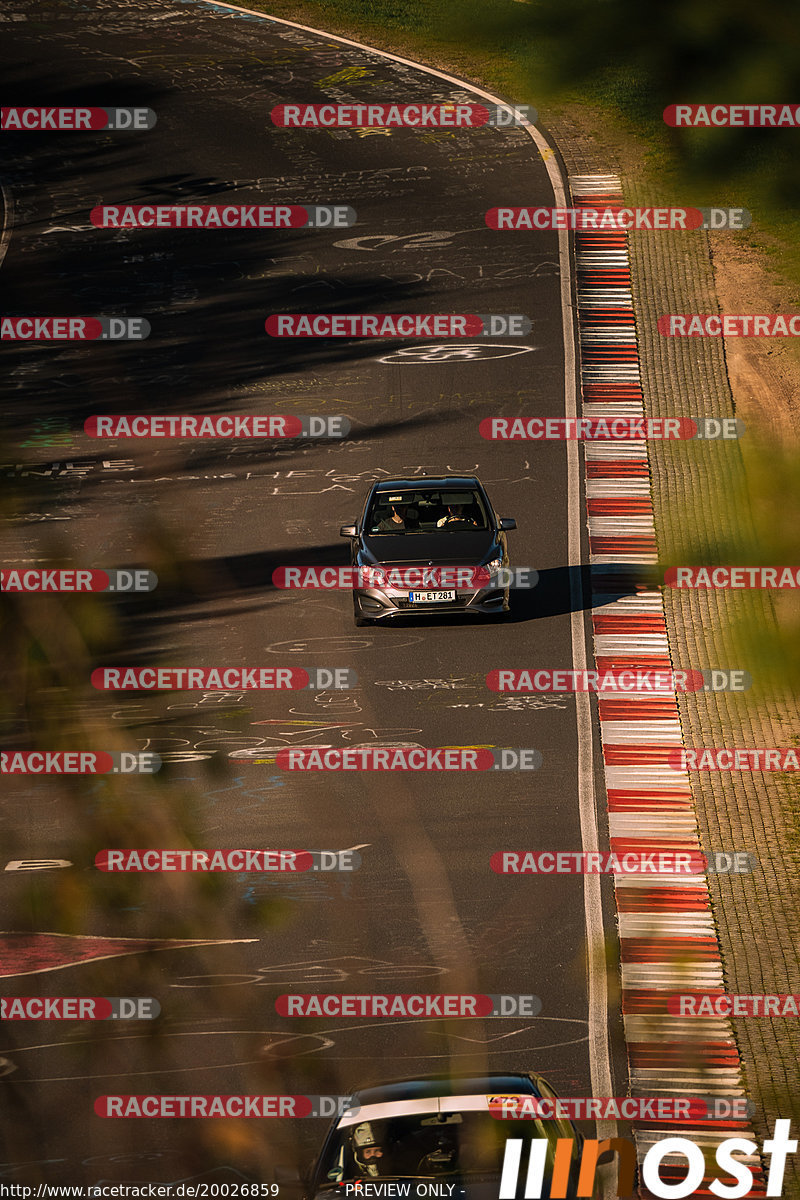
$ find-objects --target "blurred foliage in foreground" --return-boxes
[454,0,800,200]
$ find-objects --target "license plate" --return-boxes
[408,590,456,603]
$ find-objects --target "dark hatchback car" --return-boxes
[302,1072,593,1200]
[339,476,517,626]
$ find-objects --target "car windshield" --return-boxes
[366,490,489,534]
[316,1111,560,1186]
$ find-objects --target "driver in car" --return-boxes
[436,502,478,528]
[350,1122,388,1178]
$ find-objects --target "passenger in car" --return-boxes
[376,503,423,531]
[376,504,406,530]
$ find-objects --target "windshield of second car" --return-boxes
[365,490,489,534]
[316,1111,560,1186]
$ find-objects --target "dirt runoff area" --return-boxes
[710,236,800,444]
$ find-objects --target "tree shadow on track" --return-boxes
[2,70,516,439]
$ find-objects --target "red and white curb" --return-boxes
[571,175,765,1197]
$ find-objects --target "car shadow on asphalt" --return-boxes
[106,556,662,649]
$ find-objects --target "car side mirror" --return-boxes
[499,517,516,531]
[339,525,357,537]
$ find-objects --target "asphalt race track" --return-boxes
[0,1,626,1187]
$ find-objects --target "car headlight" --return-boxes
[483,557,503,579]
[357,565,385,588]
